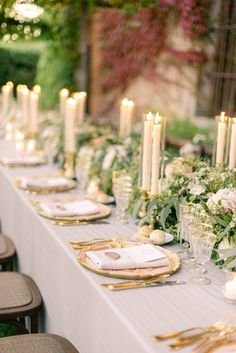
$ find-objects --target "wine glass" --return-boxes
[76,153,92,194]
[112,171,132,224]
[189,230,216,285]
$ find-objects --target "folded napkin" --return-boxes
[87,244,168,270]
[20,176,69,189]
[3,155,45,166]
[40,200,100,217]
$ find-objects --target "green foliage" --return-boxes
[35,44,75,109]
[166,118,211,143]
[0,42,43,90]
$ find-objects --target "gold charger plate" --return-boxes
[32,198,111,222]
[15,176,76,195]
[78,241,180,280]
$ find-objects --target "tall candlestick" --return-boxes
[141,112,153,190]
[29,91,39,135]
[72,92,87,125]
[60,88,69,116]
[21,86,29,127]
[64,98,77,153]
[1,85,11,116]
[119,98,134,137]
[216,112,227,165]
[229,118,236,170]
[150,113,162,195]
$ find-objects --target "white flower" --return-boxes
[218,238,235,250]
[189,184,206,196]
[207,188,236,213]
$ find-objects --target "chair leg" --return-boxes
[30,313,38,333]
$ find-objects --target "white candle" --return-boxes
[33,85,41,96]
[6,81,14,104]
[29,91,39,134]
[216,112,227,165]
[15,131,25,153]
[27,139,36,154]
[142,112,153,190]
[60,88,69,115]
[64,98,77,153]
[72,92,87,125]
[21,86,29,126]
[151,113,162,195]
[223,278,236,302]
[119,98,129,137]
[119,98,134,137]
[229,118,236,170]
[1,85,11,116]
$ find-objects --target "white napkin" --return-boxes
[3,155,45,166]
[87,244,168,270]
[40,200,100,217]
[20,176,69,189]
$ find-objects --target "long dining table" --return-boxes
[0,139,234,353]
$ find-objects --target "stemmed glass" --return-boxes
[189,230,216,285]
[112,171,132,224]
[76,153,92,194]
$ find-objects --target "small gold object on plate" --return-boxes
[32,198,111,222]
[15,176,76,195]
[77,242,180,280]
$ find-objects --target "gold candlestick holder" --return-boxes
[64,151,76,179]
[139,188,149,219]
[148,192,158,200]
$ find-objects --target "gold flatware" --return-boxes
[70,238,108,245]
[101,275,169,288]
[153,318,229,342]
[106,280,186,291]
[169,336,202,350]
[52,220,88,226]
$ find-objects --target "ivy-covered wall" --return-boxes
[0,42,43,93]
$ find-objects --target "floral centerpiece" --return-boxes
[138,156,236,266]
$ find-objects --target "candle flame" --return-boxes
[72,92,87,100]
[21,86,29,95]
[33,85,41,94]
[66,97,76,106]
[2,85,11,93]
[60,88,69,97]
[6,81,14,89]
[146,112,153,121]
[154,112,162,124]
[121,97,134,108]
[30,91,39,99]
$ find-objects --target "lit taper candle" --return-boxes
[60,88,69,116]
[72,92,87,125]
[216,112,227,165]
[64,98,77,153]
[141,112,153,190]
[150,113,162,195]
[229,118,236,170]
[29,91,39,134]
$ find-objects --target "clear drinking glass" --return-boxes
[76,153,92,194]
[189,231,216,285]
[112,171,132,224]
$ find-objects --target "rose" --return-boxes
[207,188,236,213]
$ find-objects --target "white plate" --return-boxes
[134,232,174,245]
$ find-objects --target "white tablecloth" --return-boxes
[0,140,234,353]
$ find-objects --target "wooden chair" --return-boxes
[0,333,80,353]
[0,272,42,333]
[0,234,16,271]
